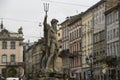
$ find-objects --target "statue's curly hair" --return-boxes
[51,19,58,24]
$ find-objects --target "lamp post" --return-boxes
[86,55,96,80]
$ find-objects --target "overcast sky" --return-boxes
[0,0,100,42]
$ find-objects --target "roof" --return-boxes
[68,12,83,26]
[60,14,82,28]
[25,38,44,52]
[60,18,69,26]
[105,4,119,15]
[82,0,105,16]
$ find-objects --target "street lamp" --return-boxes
[86,54,96,80]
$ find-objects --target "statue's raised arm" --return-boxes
[43,14,47,27]
[43,13,51,48]
[42,10,51,70]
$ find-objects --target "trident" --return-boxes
[43,3,49,15]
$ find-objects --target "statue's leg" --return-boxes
[46,53,54,71]
[46,44,55,71]
[53,52,58,71]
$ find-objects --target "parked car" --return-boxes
[6,77,22,80]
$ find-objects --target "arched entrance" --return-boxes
[6,68,17,77]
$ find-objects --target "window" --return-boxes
[2,42,7,49]
[116,11,118,21]
[113,29,115,38]
[10,55,15,62]
[106,15,109,25]
[11,42,16,49]
[116,27,119,37]
[79,28,81,37]
[2,55,7,63]
[107,31,109,41]
[70,33,71,41]
[77,29,78,38]
[75,30,77,38]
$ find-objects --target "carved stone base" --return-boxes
[38,77,65,80]
[38,71,68,80]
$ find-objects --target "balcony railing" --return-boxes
[6,62,24,66]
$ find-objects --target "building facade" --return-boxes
[105,0,120,79]
[24,44,33,79]
[56,27,63,72]
[57,27,62,52]
[68,14,82,80]
[60,19,70,76]
[59,0,120,80]
[81,8,93,80]
[92,1,106,80]
[24,39,44,80]
[61,19,70,51]
[0,21,24,78]
[32,39,44,80]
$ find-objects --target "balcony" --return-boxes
[59,50,82,59]
[69,51,81,58]
[59,49,69,57]
[6,62,24,67]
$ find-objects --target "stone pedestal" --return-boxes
[38,71,68,80]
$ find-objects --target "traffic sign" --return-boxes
[87,70,92,77]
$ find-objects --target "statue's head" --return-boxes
[51,19,58,31]
[51,19,58,25]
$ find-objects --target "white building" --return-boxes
[105,0,120,80]
[0,20,24,78]
[105,0,120,57]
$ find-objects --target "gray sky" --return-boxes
[0,0,100,42]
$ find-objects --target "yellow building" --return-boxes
[81,7,93,79]
[0,20,24,78]
[57,27,62,52]
[56,27,62,72]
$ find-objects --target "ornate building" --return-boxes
[60,18,70,77]
[92,1,106,80]
[57,27,62,52]
[105,0,120,79]
[81,6,93,80]
[56,27,63,72]
[24,39,44,80]
[0,20,24,78]
[68,13,82,80]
